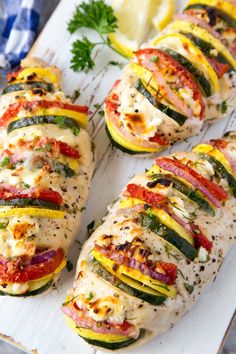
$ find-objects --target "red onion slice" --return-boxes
[31,249,57,265]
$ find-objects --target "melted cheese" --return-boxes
[0,215,39,258]
[117,73,165,139]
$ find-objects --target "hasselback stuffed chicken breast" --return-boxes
[63,131,236,350]
[105,0,236,155]
[0,58,94,296]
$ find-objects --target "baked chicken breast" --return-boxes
[0,58,94,296]
[105,0,236,155]
[63,131,236,350]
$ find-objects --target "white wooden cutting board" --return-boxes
[0,0,235,353]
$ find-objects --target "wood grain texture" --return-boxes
[0,0,235,353]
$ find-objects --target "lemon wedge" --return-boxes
[109,0,175,58]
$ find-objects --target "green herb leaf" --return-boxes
[68,0,118,34]
[34,147,45,152]
[108,61,124,69]
[184,282,194,294]
[23,183,30,189]
[67,89,81,103]
[70,37,96,72]
[0,157,10,167]
[87,220,95,237]
[45,143,52,152]
[87,291,94,301]
[72,126,80,136]
[67,0,127,72]
[55,116,66,128]
[150,55,159,63]
[66,260,74,272]
[0,222,8,229]
[221,100,227,114]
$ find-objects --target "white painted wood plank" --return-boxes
[0,0,235,353]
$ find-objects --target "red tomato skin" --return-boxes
[58,142,80,158]
[156,157,228,202]
[0,100,88,127]
[126,183,167,206]
[190,223,213,251]
[0,248,64,283]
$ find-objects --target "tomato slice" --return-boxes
[156,157,228,206]
[0,100,88,127]
[210,139,228,149]
[190,223,213,251]
[135,48,205,119]
[126,183,167,206]
[158,262,177,285]
[208,57,230,78]
[0,248,64,283]
[58,141,80,158]
[149,132,168,145]
[0,186,63,205]
[7,68,24,82]
[36,189,63,205]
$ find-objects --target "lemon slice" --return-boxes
[152,0,174,31]
[109,0,175,58]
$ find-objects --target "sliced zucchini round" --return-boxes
[198,154,236,197]
[185,4,236,28]
[186,0,236,21]
[7,115,79,134]
[163,49,211,96]
[2,81,55,95]
[77,327,139,350]
[135,80,188,125]
[147,173,215,216]
[140,212,197,260]
[105,125,148,155]
[169,20,236,69]
[0,198,60,210]
[92,260,166,305]
[152,32,219,94]
[0,280,53,297]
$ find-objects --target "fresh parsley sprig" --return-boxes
[68,0,124,72]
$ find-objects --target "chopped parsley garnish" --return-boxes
[87,220,95,237]
[0,157,10,167]
[66,260,74,272]
[221,100,228,114]
[72,126,80,136]
[67,0,127,72]
[150,55,159,63]
[0,222,8,229]
[184,283,194,294]
[87,291,94,301]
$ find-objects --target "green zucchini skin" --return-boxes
[199,154,236,197]
[185,4,236,28]
[164,49,212,97]
[0,198,60,209]
[105,125,149,155]
[2,81,55,95]
[51,160,76,177]
[80,336,138,350]
[140,212,197,260]
[78,331,141,350]
[92,261,166,306]
[7,115,79,134]
[183,33,233,68]
[147,174,215,216]
[32,157,76,178]
[0,280,53,297]
[135,80,187,126]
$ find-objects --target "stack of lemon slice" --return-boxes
[109,0,174,58]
